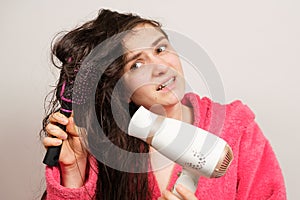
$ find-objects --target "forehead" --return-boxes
[123,23,166,51]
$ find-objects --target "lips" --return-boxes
[156,77,176,91]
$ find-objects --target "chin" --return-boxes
[164,90,185,105]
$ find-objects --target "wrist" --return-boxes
[60,157,87,188]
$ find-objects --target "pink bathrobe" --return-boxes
[45,93,286,199]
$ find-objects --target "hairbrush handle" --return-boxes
[43,100,72,166]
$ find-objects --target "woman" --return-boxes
[41,9,286,199]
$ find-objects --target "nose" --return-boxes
[152,63,169,77]
[148,55,169,77]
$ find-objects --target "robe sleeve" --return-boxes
[44,156,98,199]
[236,121,287,199]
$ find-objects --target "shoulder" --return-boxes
[220,99,258,146]
[183,92,256,129]
[183,93,258,144]
[224,99,256,128]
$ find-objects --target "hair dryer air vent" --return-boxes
[211,144,233,178]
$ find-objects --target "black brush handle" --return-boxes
[43,103,72,166]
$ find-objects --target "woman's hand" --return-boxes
[43,112,88,188]
[158,184,198,200]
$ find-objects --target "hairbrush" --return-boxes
[42,35,125,166]
[42,58,100,166]
[43,80,73,166]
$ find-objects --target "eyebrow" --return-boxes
[125,36,167,64]
[152,36,166,47]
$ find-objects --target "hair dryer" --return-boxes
[128,106,233,199]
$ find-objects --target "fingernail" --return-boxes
[176,184,183,191]
[61,134,68,140]
[61,117,68,124]
[48,124,56,131]
[56,113,68,123]
[56,139,62,145]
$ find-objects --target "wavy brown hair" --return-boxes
[41,9,166,200]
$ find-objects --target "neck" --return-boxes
[164,103,194,124]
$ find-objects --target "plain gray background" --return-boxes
[0,0,299,199]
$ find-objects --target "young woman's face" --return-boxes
[122,23,185,110]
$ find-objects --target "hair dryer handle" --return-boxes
[172,168,200,199]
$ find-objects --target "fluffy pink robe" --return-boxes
[45,93,286,199]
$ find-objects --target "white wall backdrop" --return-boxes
[0,0,299,199]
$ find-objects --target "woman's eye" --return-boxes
[130,62,143,70]
[156,45,166,54]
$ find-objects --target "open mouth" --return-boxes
[156,77,176,91]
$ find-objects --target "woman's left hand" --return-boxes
[158,184,198,200]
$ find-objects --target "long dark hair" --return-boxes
[41,9,164,200]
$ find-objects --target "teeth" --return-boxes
[157,77,175,91]
[157,85,163,91]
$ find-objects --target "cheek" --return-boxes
[167,54,184,75]
[126,79,140,93]
[130,86,155,106]
[124,75,153,102]
[124,68,155,93]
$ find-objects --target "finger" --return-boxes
[43,137,63,148]
[158,197,167,200]
[162,190,180,200]
[45,123,68,140]
[65,117,79,137]
[175,184,197,200]
[48,112,69,125]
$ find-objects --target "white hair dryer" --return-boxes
[128,106,233,199]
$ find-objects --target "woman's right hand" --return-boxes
[43,112,88,188]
